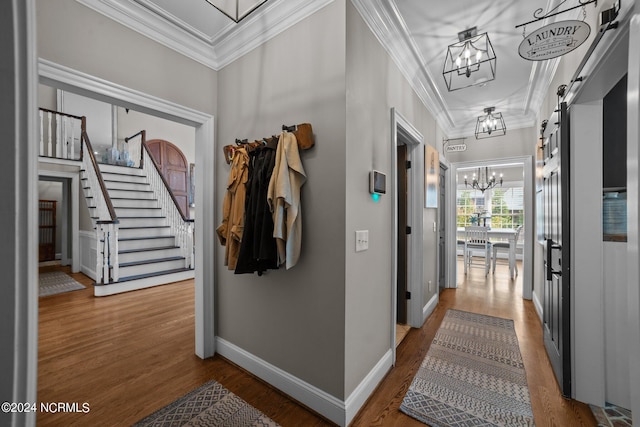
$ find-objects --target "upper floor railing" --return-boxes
[39,108,83,160]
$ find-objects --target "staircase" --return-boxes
[81,163,194,296]
[38,109,194,296]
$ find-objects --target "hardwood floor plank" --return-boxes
[38,261,596,426]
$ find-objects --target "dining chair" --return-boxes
[492,225,523,276]
[464,226,492,276]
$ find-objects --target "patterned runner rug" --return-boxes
[400,309,535,426]
[134,380,280,426]
[39,271,86,297]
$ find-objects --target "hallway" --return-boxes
[37,262,597,426]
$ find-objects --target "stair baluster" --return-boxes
[140,134,194,270]
[80,124,119,284]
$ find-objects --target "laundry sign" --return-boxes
[518,20,590,61]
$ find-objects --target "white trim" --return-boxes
[38,168,81,273]
[533,288,543,322]
[344,349,393,425]
[626,13,640,420]
[38,59,216,359]
[216,337,392,427]
[79,230,97,280]
[10,0,39,425]
[351,0,543,138]
[76,0,334,71]
[423,293,438,323]
[450,156,534,300]
[390,108,425,367]
[352,0,453,133]
[216,337,346,425]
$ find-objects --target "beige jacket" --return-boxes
[216,146,249,270]
[267,132,307,269]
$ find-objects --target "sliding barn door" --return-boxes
[541,102,571,396]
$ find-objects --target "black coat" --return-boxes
[234,145,279,275]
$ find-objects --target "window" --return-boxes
[456,190,486,227]
[490,187,524,228]
[456,186,524,229]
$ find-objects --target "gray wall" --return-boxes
[36,0,217,118]
[345,2,441,396]
[444,127,536,164]
[216,0,347,399]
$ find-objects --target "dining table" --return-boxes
[457,227,519,278]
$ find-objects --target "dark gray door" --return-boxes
[542,101,571,397]
[397,144,408,324]
[438,163,447,291]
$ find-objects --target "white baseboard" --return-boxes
[532,291,543,322]
[345,349,392,425]
[423,293,438,324]
[215,337,393,427]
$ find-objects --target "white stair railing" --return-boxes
[79,126,120,284]
[137,131,194,269]
[38,108,82,160]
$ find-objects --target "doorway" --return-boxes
[396,144,408,326]
[147,139,190,218]
[438,163,447,292]
[38,61,216,362]
[449,157,534,300]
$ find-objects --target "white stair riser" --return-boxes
[99,164,145,176]
[107,189,155,199]
[114,207,162,217]
[94,269,195,296]
[119,227,172,239]
[105,181,151,191]
[118,237,177,251]
[111,198,158,208]
[117,217,167,228]
[119,247,182,264]
[101,172,148,184]
[118,259,186,277]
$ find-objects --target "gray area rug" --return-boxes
[134,380,280,426]
[39,271,86,297]
[400,309,535,426]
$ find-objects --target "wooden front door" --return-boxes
[542,101,571,396]
[147,139,189,218]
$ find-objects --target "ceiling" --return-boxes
[79,0,584,138]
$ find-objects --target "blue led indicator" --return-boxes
[371,193,380,203]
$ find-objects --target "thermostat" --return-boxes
[370,170,386,195]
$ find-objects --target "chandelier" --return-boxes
[475,107,506,139]
[464,167,503,193]
[204,0,268,23]
[442,27,496,91]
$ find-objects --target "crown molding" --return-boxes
[350,0,455,135]
[214,0,335,69]
[76,0,334,71]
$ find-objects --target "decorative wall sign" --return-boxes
[518,20,591,61]
[445,143,467,153]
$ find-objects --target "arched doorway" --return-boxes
[147,139,190,218]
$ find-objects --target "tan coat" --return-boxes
[267,132,307,269]
[216,146,249,270]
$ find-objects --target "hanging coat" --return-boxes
[267,131,307,269]
[235,145,279,275]
[216,146,249,270]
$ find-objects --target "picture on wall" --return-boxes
[425,144,438,208]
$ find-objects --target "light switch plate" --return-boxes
[355,230,369,252]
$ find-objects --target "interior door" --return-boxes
[397,144,408,324]
[542,102,571,397]
[438,163,447,291]
[147,139,189,218]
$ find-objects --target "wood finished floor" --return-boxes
[38,261,597,426]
